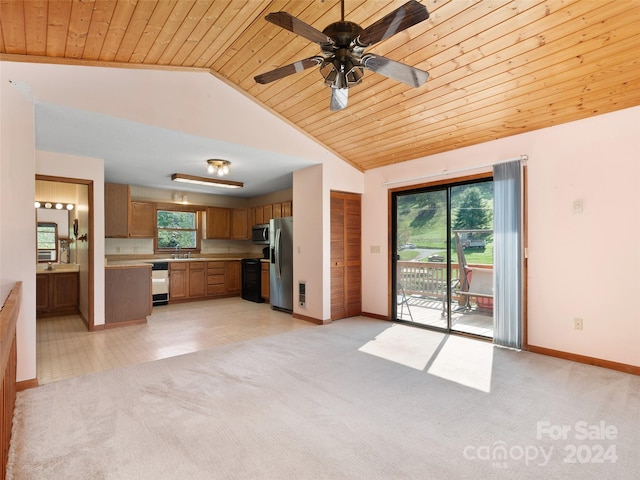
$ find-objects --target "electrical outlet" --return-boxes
[574,318,583,330]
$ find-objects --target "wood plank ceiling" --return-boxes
[1,0,639,171]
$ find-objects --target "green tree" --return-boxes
[452,187,491,230]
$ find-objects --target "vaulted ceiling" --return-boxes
[1,0,639,172]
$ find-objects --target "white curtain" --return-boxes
[493,160,523,349]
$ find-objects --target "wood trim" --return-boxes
[15,379,38,392]
[0,53,209,73]
[527,345,640,376]
[292,313,329,325]
[1,282,20,480]
[36,175,94,332]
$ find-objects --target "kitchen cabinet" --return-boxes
[105,183,155,238]
[272,203,282,219]
[263,204,273,224]
[36,272,79,317]
[250,201,292,227]
[129,201,155,237]
[188,261,207,298]
[231,208,249,240]
[225,261,241,295]
[261,261,270,303]
[206,207,231,239]
[105,265,152,325]
[207,262,225,296]
[169,263,188,300]
[105,183,130,237]
[170,260,242,302]
[254,206,264,225]
[282,201,292,217]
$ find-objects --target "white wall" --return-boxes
[0,72,37,382]
[36,151,105,327]
[363,106,640,367]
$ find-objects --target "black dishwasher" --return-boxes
[241,258,264,303]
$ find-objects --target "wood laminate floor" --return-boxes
[36,297,315,385]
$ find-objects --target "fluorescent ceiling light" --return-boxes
[171,173,243,189]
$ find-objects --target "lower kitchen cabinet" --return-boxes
[188,262,207,298]
[105,265,152,325]
[225,261,241,295]
[207,262,225,296]
[36,272,79,317]
[169,260,242,303]
[169,263,188,300]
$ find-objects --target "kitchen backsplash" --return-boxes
[105,238,263,256]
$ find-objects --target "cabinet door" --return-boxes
[263,204,273,224]
[207,262,225,296]
[51,272,79,309]
[188,262,207,298]
[261,262,270,302]
[272,203,282,219]
[169,263,188,300]
[254,206,264,225]
[129,201,156,237]
[206,207,231,239]
[225,261,241,295]
[36,274,49,312]
[231,208,249,240]
[105,183,129,237]
[282,201,292,217]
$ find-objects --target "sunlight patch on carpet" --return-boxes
[358,324,443,370]
[427,335,494,392]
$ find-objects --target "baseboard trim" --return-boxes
[361,311,389,321]
[103,318,147,329]
[527,345,640,376]
[16,378,39,391]
[292,313,329,325]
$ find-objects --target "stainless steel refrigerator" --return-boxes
[269,217,293,313]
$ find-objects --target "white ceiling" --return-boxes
[8,62,330,199]
[35,102,316,198]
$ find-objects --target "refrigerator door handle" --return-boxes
[275,228,282,279]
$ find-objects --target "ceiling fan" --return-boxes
[254,0,431,111]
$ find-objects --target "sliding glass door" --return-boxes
[392,179,494,338]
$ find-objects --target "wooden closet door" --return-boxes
[331,191,362,320]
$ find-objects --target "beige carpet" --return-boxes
[8,317,640,479]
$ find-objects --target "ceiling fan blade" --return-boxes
[330,88,349,111]
[356,0,429,47]
[362,54,429,87]
[265,12,333,45]
[254,56,323,84]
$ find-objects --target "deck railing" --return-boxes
[397,261,493,299]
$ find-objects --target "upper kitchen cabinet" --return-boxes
[129,201,155,237]
[231,208,249,240]
[205,207,249,240]
[105,183,155,238]
[282,201,292,217]
[206,207,231,239]
[105,183,130,237]
[250,201,292,227]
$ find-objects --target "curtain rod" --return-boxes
[380,154,528,187]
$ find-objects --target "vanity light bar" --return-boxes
[35,201,74,210]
